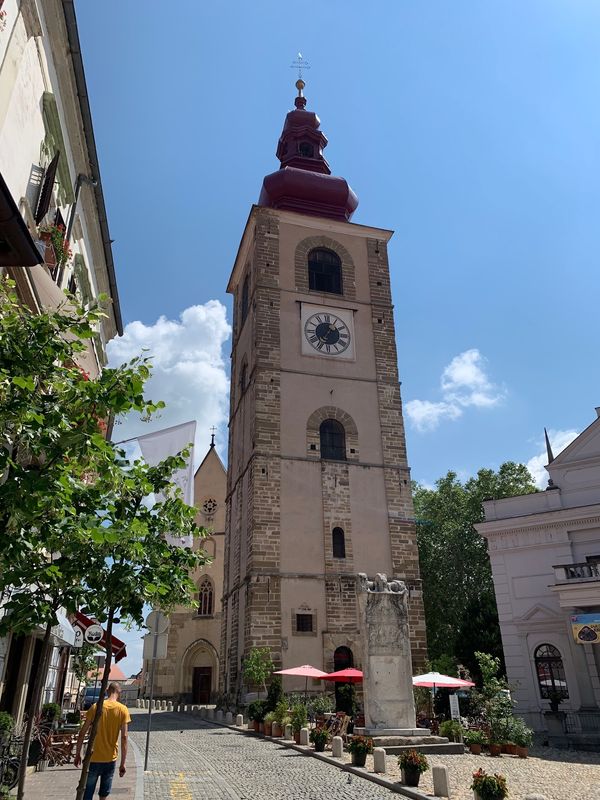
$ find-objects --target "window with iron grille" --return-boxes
[296,613,313,633]
[534,643,568,699]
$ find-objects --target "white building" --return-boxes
[0,0,121,724]
[477,410,600,744]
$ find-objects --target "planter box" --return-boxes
[351,752,367,767]
[401,767,421,787]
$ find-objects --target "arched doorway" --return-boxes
[179,639,219,704]
[333,646,354,713]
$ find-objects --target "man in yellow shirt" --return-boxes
[75,682,131,800]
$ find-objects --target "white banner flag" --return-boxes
[137,421,196,547]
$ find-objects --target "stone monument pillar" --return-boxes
[356,573,416,733]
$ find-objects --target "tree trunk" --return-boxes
[16,620,54,800]
[75,609,114,800]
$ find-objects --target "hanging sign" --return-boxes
[449,693,461,720]
[84,623,104,645]
[571,614,600,644]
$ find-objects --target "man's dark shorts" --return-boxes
[84,761,115,799]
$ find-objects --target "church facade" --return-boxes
[147,441,226,703]
[220,80,426,698]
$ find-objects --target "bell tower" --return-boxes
[220,80,426,697]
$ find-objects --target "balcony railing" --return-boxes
[554,561,600,583]
[564,711,600,734]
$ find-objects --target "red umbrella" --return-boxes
[273,664,329,701]
[318,668,363,683]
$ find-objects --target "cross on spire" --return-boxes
[210,426,216,448]
[290,52,310,81]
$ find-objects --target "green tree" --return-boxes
[243,647,273,698]
[413,463,536,674]
[0,281,208,799]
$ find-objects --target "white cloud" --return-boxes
[526,428,579,488]
[406,349,504,432]
[107,302,231,461]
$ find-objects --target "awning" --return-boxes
[74,611,127,663]
[0,169,44,267]
[51,612,77,647]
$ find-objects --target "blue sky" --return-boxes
[76,1,600,673]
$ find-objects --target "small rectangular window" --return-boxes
[296,614,313,633]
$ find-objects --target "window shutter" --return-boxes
[35,151,60,224]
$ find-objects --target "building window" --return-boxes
[296,613,313,633]
[298,142,314,157]
[197,577,214,617]
[332,527,346,559]
[534,644,569,700]
[308,248,342,295]
[240,274,249,324]
[240,361,248,393]
[320,419,346,460]
[334,645,353,670]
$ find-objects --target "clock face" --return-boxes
[304,312,351,355]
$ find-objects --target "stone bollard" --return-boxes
[373,747,386,774]
[167,701,173,712]
[200,707,206,717]
[161,700,167,711]
[332,736,343,759]
[432,764,451,798]
[236,714,244,727]
[299,727,310,746]
[206,708,214,720]
[144,699,149,709]
[225,711,233,724]
[216,709,223,722]
[284,724,293,741]
[135,699,140,708]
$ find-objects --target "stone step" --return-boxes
[370,736,450,747]
[382,742,465,755]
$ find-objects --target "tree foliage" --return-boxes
[243,647,273,697]
[413,463,536,678]
[0,280,209,799]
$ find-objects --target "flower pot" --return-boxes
[272,722,281,737]
[469,744,482,755]
[401,767,421,787]
[351,751,367,767]
[516,745,528,759]
[253,720,259,732]
[488,743,502,757]
[258,722,264,734]
[505,743,517,756]
[314,742,326,753]
[293,731,301,744]
[264,721,273,736]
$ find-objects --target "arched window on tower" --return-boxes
[534,644,569,700]
[298,141,314,158]
[240,360,248,394]
[332,527,346,559]
[197,577,214,617]
[308,248,342,295]
[320,419,346,461]
[240,274,250,324]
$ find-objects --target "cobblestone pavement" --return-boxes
[129,712,394,800]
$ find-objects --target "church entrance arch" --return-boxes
[179,639,219,703]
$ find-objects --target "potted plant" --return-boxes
[290,703,308,744]
[272,699,288,737]
[346,735,373,767]
[248,700,266,733]
[309,727,329,753]
[38,224,72,269]
[0,712,14,746]
[464,728,487,755]
[263,711,275,737]
[547,689,564,715]
[511,718,533,758]
[471,768,508,800]
[439,719,464,742]
[398,749,429,787]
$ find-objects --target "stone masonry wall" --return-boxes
[367,237,427,671]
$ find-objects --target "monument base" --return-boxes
[354,727,465,756]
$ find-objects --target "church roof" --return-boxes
[194,436,226,477]
[258,79,358,222]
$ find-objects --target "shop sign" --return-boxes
[571,613,600,644]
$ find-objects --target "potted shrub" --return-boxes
[309,726,329,753]
[346,735,373,767]
[0,712,14,746]
[263,711,275,737]
[439,719,464,743]
[398,749,429,787]
[272,699,288,737]
[248,700,266,732]
[290,703,308,744]
[512,718,533,758]
[471,768,508,800]
[464,728,487,755]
